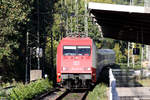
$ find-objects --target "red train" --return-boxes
[56,37,97,88]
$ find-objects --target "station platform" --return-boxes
[117,87,150,99]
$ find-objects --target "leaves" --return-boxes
[9,79,52,99]
[88,83,108,100]
[0,0,30,61]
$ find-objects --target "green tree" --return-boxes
[0,0,32,81]
[113,43,126,63]
[0,0,29,61]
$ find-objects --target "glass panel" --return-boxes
[77,46,91,56]
[63,46,76,56]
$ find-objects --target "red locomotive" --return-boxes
[56,37,97,88]
[56,37,115,89]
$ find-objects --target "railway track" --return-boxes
[55,89,88,100]
[120,96,150,100]
[0,85,16,99]
[0,85,16,93]
[55,89,70,100]
[0,85,16,90]
[40,88,89,100]
[33,88,60,100]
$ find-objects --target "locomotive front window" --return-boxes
[77,46,91,56]
[63,46,76,56]
[63,46,91,56]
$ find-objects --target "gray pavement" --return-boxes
[117,87,150,99]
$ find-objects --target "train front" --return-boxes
[56,37,96,89]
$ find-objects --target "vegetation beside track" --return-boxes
[137,78,150,87]
[87,83,108,100]
[0,79,53,100]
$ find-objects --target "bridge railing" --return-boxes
[113,0,144,6]
[109,68,120,100]
[89,0,150,7]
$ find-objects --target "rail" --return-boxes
[40,88,89,100]
[109,68,119,100]
[0,85,16,93]
[32,88,59,100]
[55,89,88,100]
[56,89,70,100]
[1,86,15,90]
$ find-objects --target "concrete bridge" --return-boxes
[88,2,150,99]
[88,2,150,44]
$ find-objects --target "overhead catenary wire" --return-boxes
[84,0,88,37]
[75,0,79,36]
[61,0,98,38]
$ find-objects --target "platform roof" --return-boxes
[88,2,150,44]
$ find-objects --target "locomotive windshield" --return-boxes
[63,46,76,56]
[77,46,90,56]
[63,46,91,56]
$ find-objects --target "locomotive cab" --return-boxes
[62,45,92,88]
[56,37,97,89]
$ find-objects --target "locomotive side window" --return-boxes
[77,46,91,56]
[63,46,76,56]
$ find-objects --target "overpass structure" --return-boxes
[88,2,150,44]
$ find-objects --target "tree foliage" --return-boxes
[0,0,30,61]
[0,0,33,81]
[0,0,144,82]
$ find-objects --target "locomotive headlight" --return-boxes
[87,67,91,71]
[62,67,68,71]
[63,67,66,71]
[57,73,61,79]
[58,73,61,76]
[84,67,91,71]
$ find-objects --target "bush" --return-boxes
[88,83,108,100]
[9,79,52,100]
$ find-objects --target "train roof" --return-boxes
[59,37,93,46]
[62,37,92,41]
[98,49,115,55]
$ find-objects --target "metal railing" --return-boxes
[112,69,138,87]
[109,68,120,100]
[89,0,150,7]
[113,0,144,6]
[144,0,150,7]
